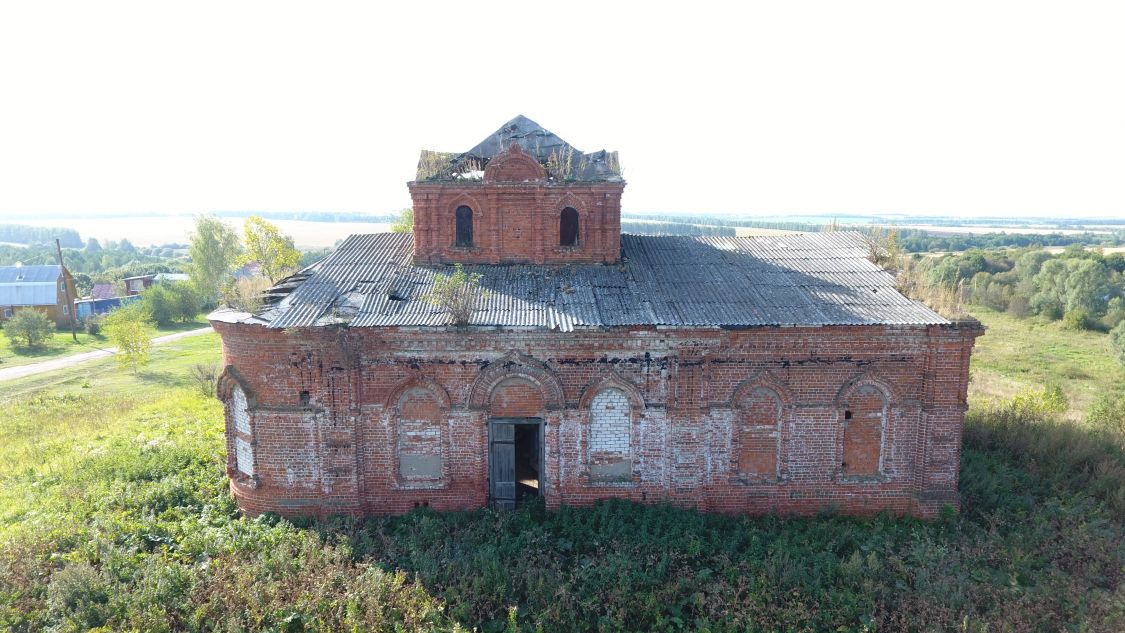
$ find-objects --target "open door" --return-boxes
[490,422,516,510]
[489,419,542,510]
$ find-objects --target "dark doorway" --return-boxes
[559,207,579,246]
[455,205,474,246]
[489,419,542,510]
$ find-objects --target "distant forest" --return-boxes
[620,214,1125,253]
[0,224,82,248]
[212,210,401,223]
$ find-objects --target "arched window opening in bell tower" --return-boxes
[455,206,474,247]
[560,207,579,246]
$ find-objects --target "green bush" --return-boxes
[141,283,200,326]
[1086,392,1125,437]
[3,309,53,347]
[82,314,102,335]
[1062,308,1092,330]
[141,284,175,325]
[1112,321,1125,366]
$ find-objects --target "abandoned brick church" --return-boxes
[210,116,982,519]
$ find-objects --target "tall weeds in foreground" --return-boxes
[2,367,1124,630]
[964,386,1125,519]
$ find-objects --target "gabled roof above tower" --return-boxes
[415,115,622,182]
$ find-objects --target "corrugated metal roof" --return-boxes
[232,232,947,331]
[0,265,62,306]
[0,265,62,284]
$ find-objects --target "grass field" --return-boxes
[0,321,1123,630]
[968,307,1125,415]
[0,316,210,369]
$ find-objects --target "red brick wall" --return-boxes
[407,181,625,265]
[211,320,982,519]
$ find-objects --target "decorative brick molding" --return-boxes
[578,372,645,410]
[467,350,565,411]
[386,373,452,411]
[483,144,546,183]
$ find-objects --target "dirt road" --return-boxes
[0,327,213,383]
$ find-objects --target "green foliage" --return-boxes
[141,284,175,325]
[1062,308,1092,330]
[81,314,102,336]
[2,309,53,347]
[239,216,301,283]
[141,283,201,326]
[188,215,242,300]
[102,303,155,373]
[219,275,273,313]
[425,263,487,325]
[1086,392,1125,437]
[390,208,414,234]
[1111,321,1125,366]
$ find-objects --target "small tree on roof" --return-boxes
[239,216,301,283]
[424,263,487,326]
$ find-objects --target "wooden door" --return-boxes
[490,422,516,510]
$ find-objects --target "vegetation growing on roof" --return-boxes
[413,115,623,183]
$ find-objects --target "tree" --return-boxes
[390,208,413,233]
[168,282,201,322]
[103,304,154,373]
[1064,259,1110,315]
[142,285,175,326]
[188,215,241,300]
[1111,321,1125,366]
[239,216,300,283]
[73,273,93,297]
[424,263,487,325]
[85,238,102,252]
[3,310,53,347]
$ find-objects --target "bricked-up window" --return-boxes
[589,388,632,482]
[560,207,579,246]
[396,389,444,483]
[842,385,887,476]
[455,205,474,247]
[230,386,253,476]
[735,388,781,480]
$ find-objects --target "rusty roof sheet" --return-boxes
[240,232,947,331]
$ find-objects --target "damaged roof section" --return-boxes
[415,115,622,182]
[216,232,948,332]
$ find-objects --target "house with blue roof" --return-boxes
[0,263,77,328]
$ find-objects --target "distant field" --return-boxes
[732,227,805,237]
[891,223,1115,236]
[2,216,391,249]
[1044,245,1125,254]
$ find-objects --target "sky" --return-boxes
[1,1,1123,220]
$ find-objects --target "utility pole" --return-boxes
[55,238,78,342]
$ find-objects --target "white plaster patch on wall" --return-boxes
[232,386,250,435]
[235,437,254,476]
[636,411,669,484]
[589,388,630,456]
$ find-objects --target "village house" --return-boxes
[0,263,77,328]
[209,116,982,519]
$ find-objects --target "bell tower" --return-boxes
[407,116,626,265]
